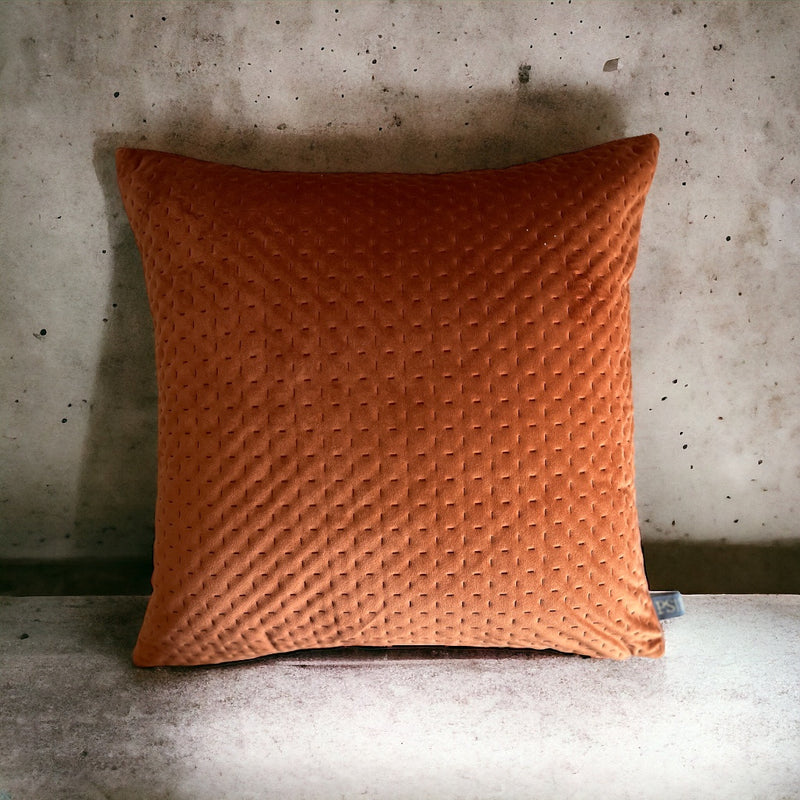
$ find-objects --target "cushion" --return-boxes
[117,134,665,666]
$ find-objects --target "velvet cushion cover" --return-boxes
[117,134,665,666]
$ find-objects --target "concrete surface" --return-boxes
[1,594,798,799]
[1,1,799,562]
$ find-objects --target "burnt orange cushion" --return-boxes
[117,134,665,666]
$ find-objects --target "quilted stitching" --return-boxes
[117,134,664,665]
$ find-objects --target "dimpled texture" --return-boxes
[117,134,664,666]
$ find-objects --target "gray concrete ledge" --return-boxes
[1,595,799,799]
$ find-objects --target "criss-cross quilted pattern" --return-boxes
[117,134,664,666]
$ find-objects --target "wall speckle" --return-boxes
[0,0,798,559]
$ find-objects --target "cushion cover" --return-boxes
[117,134,665,666]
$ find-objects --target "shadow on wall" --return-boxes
[77,85,627,564]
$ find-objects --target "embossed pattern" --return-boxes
[117,135,664,665]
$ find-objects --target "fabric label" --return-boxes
[650,591,686,620]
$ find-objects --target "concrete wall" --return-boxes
[1,1,798,567]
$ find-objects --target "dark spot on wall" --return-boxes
[713,43,723,51]
[61,418,67,423]
[113,91,119,98]
[19,633,29,640]
[40,329,47,336]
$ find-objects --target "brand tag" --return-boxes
[650,591,685,621]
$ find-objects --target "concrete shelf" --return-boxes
[1,595,798,799]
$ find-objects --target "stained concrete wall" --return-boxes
[1,1,798,564]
